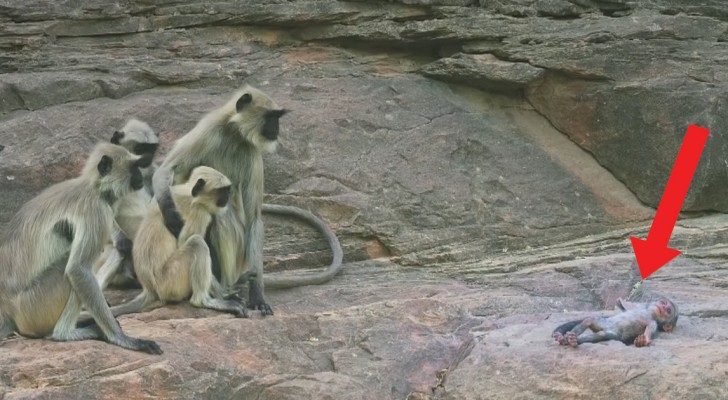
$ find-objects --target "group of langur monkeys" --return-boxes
[0,84,679,354]
[0,85,343,354]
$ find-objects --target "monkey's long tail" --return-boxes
[108,290,159,317]
[261,204,344,289]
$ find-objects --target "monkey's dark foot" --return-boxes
[553,332,569,346]
[234,306,250,318]
[248,284,273,316]
[248,301,274,316]
[633,334,652,347]
[235,271,257,285]
[224,292,244,302]
[565,332,579,347]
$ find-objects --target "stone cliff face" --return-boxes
[1,1,728,399]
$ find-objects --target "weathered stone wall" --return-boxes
[2,1,728,399]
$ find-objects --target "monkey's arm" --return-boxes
[616,298,641,312]
[152,164,173,199]
[112,221,132,257]
[144,163,158,197]
[634,320,658,347]
[56,225,161,354]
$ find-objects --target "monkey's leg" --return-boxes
[243,216,273,316]
[0,316,16,341]
[634,320,658,347]
[210,210,244,287]
[565,318,607,347]
[169,235,248,317]
[95,247,124,290]
[77,290,159,326]
[575,331,621,345]
[62,251,162,354]
[52,292,107,341]
[553,320,582,345]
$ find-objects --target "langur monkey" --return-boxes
[0,143,162,354]
[95,119,159,290]
[96,166,248,318]
[552,298,678,347]
[153,85,344,316]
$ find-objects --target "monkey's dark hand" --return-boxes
[115,236,133,258]
[234,304,250,318]
[133,338,164,355]
[634,334,652,347]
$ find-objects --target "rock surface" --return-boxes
[1,1,728,399]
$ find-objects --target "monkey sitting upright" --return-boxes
[153,85,347,316]
[552,298,678,347]
[95,119,159,290]
[0,143,161,354]
[96,166,249,318]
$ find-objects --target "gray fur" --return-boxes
[152,85,279,315]
[95,118,159,290]
[0,143,162,354]
[153,85,344,315]
[553,298,678,347]
[100,166,247,318]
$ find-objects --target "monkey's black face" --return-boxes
[216,186,231,207]
[130,166,144,191]
[133,143,159,158]
[261,109,288,141]
[136,153,155,168]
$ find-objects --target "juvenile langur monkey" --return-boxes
[0,143,162,354]
[552,298,678,347]
[95,119,159,289]
[98,166,248,318]
[153,85,344,316]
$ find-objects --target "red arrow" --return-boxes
[630,124,710,279]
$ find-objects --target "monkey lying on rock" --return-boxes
[553,298,678,347]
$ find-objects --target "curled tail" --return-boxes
[261,204,344,289]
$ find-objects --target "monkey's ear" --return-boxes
[111,131,124,144]
[191,179,206,197]
[97,155,113,177]
[236,93,253,113]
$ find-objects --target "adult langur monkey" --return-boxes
[95,119,159,290]
[153,85,344,316]
[0,143,162,354]
[89,166,249,318]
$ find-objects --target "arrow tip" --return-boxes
[630,236,682,279]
